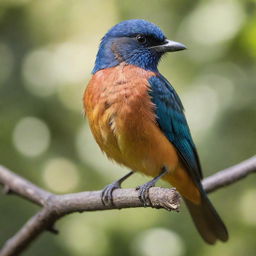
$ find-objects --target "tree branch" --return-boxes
[203,156,256,192]
[0,166,52,206]
[0,155,255,256]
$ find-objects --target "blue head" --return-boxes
[92,19,186,73]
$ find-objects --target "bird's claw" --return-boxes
[101,171,134,206]
[101,182,120,206]
[136,182,155,206]
[136,167,169,206]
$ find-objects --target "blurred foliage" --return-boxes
[0,0,256,255]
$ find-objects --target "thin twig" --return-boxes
[0,155,255,256]
[203,156,256,192]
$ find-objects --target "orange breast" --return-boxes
[83,64,200,204]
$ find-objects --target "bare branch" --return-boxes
[0,155,255,256]
[203,156,256,193]
[0,187,180,256]
[0,209,55,256]
[0,166,52,206]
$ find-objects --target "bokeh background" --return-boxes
[0,0,256,255]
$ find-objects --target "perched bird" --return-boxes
[83,19,228,244]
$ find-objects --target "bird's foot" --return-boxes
[136,180,156,206]
[136,167,169,206]
[101,171,134,206]
[101,182,121,206]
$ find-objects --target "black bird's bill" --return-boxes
[152,39,187,53]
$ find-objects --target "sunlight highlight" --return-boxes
[13,117,50,157]
[42,158,79,193]
[239,189,256,226]
[132,228,185,256]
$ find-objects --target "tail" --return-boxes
[183,191,228,244]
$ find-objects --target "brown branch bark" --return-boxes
[0,155,255,256]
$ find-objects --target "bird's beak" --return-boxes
[151,39,187,53]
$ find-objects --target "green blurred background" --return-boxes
[0,0,255,255]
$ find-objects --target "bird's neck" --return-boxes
[92,39,119,74]
[92,40,160,74]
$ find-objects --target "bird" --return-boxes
[83,19,228,244]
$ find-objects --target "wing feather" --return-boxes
[148,75,202,181]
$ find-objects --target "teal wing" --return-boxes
[148,75,228,244]
[148,75,202,182]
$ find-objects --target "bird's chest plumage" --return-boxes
[84,65,194,199]
[84,65,160,170]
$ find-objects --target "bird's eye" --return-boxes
[136,34,146,44]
